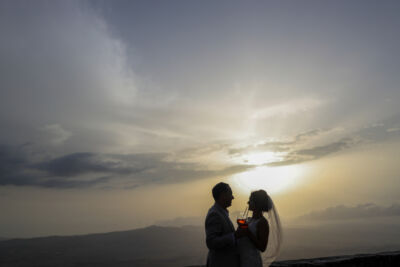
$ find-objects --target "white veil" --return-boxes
[262,197,283,267]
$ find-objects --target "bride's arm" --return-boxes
[246,218,269,252]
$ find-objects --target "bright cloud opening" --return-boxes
[230,165,306,195]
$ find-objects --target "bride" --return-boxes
[237,190,282,267]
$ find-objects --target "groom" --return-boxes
[205,182,244,267]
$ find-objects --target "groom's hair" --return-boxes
[212,182,230,201]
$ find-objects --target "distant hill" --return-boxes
[155,216,203,227]
[0,225,207,267]
[1,221,400,267]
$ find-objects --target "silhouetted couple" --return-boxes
[205,182,282,267]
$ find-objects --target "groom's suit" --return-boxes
[205,203,240,267]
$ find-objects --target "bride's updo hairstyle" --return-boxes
[250,190,273,212]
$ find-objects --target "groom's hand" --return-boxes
[234,228,247,239]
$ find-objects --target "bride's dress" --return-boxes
[238,218,263,267]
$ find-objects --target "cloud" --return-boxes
[224,128,350,166]
[387,128,400,133]
[297,203,400,221]
[295,138,352,157]
[264,115,400,167]
[40,124,72,146]
[0,145,97,188]
[171,115,400,169]
[250,98,324,120]
[178,143,230,156]
[0,145,30,179]
[228,141,293,156]
[228,129,326,156]
[266,138,356,166]
[0,1,136,151]
[295,129,323,141]
[35,152,142,177]
[0,144,253,189]
[1,0,400,150]
[1,0,400,189]
[38,176,113,189]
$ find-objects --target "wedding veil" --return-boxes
[262,197,283,267]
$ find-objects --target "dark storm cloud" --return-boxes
[0,174,37,187]
[0,145,253,189]
[0,145,114,188]
[35,153,142,177]
[0,145,28,176]
[298,203,400,221]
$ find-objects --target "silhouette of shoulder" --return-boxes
[206,211,223,224]
[257,216,269,229]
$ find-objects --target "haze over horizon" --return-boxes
[1,0,400,239]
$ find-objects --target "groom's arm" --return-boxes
[205,212,235,250]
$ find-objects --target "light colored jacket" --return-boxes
[205,203,240,267]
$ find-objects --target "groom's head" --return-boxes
[212,182,234,209]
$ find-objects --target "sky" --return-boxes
[1,0,400,238]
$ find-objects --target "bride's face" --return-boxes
[248,196,256,211]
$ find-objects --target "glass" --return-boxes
[236,206,249,229]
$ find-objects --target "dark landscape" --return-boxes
[188,251,400,267]
[271,251,400,267]
[1,221,400,267]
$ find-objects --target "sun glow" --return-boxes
[230,165,306,195]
